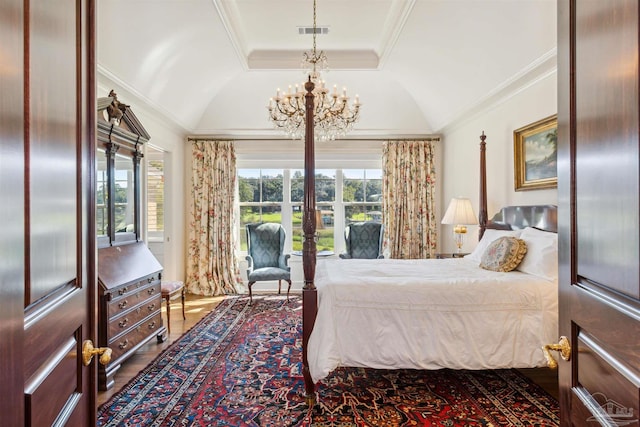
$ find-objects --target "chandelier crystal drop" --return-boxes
[267,0,361,141]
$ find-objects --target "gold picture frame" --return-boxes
[514,114,557,191]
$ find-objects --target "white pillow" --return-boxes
[465,229,522,262]
[516,227,558,281]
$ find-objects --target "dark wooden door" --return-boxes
[0,0,97,425]
[557,0,640,425]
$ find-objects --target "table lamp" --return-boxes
[441,197,478,253]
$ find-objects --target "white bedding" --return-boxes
[307,257,558,383]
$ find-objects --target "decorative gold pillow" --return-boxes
[480,236,527,272]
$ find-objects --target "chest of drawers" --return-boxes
[98,242,167,390]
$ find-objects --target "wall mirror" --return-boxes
[97,90,150,248]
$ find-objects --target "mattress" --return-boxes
[307,257,558,383]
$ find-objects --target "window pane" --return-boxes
[239,176,259,202]
[315,169,335,203]
[365,179,382,202]
[262,169,283,202]
[343,177,364,202]
[114,154,134,234]
[316,204,334,251]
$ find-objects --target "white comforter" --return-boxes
[307,258,558,383]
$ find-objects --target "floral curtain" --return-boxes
[186,139,242,295]
[382,140,437,259]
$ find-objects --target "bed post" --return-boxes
[302,76,318,406]
[478,131,488,240]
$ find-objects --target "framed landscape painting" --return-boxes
[513,114,557,191]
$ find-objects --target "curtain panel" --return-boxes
[382,140,437,259]
[187,139,242,295]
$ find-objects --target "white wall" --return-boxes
[439,72,558,254]
[97,80,189,282]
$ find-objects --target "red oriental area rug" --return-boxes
[97,295,560,426]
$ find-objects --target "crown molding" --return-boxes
[378,0,416,69]
[437,48,558,134]
[211,0,249,71]
[97,64,192,135]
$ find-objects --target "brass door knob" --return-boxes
[82,340,112,366]
[542,336,571,369]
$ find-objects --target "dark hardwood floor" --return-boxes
[97,293,225,407]
[97,293,559,408]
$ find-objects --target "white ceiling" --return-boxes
[97,0,557,138]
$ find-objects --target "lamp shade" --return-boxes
[441,198,478,225]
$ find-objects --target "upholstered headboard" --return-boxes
[486,205,558,233]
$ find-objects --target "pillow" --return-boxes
[516,227,558,280]
[465,229,522,262]
[479,237,528,272]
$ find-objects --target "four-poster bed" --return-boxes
[299,87,557,405]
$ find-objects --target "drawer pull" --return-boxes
[148,287,156,295]
[148,320,157,330]
[118,318,129,328]
[118,300,128,309]
[148,303,156,311]
[118,287,128,296]
[147,277,153,283]
[118,339,129,350]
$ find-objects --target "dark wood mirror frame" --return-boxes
[96,91,167,390]
[97,90,149,248]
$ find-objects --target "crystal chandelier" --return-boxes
[267,0,361,141]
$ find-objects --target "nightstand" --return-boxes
[435,253,469,259]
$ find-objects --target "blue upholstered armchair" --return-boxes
[245,222,291,304]
[339,221,384,259]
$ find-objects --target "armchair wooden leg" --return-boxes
[181,288,186,320]
[277,279,282,295]
[248,281,255,305]
[286,279,292,302]
[164,294,171,333]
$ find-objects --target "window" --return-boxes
[146,145,166,265]
[237,168,381,254]
[238,169,284,250]
[343,169,383,224]
[291,169,336,251]
[146,146,165,240]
